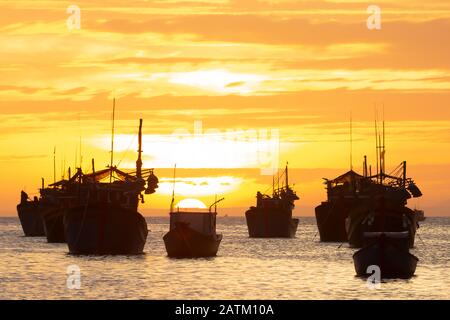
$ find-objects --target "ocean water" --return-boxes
[0,216,448,300]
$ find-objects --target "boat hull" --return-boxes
[353,238,418,279]
[42,207,66,243]
[64,202,148,255]
[163,224,222,258]
[245,207,298,238]
[17,202,45,237]
[346,205,417,248]
[315,201,348,242]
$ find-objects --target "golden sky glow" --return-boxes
[0,0,449,216]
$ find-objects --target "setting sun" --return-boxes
[176,198,207,209]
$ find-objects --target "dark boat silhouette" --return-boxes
[345,179,419,249]
[414,209,426,222]
[163,172,223,259]
[315,170,362,242]
[245,164,299,238]
[17,191,45,237]
[353,231,418,279]
[353,190,418,279]
[316,118,422,247]
[39,186,68,243]
[344,119,422,248]
[163,210,223,258]
[63,118,158,255]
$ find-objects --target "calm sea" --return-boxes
[0,216,448,300]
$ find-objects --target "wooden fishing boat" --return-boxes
[345,162,421,248]
[63,118,158,255]
[39,186,68,243]
[316,118,423,246]
[163,210,222,258]
[17,191,45,237]
[353,231,418,279]
[245,164,299,238]
[164,185,223,258]
[414,209,426,222]
[315,170,363,242]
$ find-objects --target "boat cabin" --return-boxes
[169,210,217,236]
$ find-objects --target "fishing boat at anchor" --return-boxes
[17,191,45,237]
[344,118,422,248]
[17,177,71,241]
[414,209,426,222]
[316,117,422,247]
[63,118,159,255]
[353,231,418,279]
[163,198,223,258]
[40,184,68,243]
[353,194,419,279]
[245,164,299,238]
[315,170,363,242]
[163,166,223,258]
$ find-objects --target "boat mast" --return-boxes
[382,106,386,182]
[136,119,143,179]
[350,112,353,171]
[364,155,368,177]
[403,161,407,187]
[110,98,115,183]
[272,175,275,196]
[285,162,289,190]
[53,146,56,185]
[374,112,379,182]
[170,164,177,212]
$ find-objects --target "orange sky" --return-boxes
[0,0,449,216]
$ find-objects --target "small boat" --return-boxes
[63,118,159,255]
[353,231,418,279]
[245,164,299,238]
[16,191,45,236]
[164,193,223,258]
[414,209,426,222]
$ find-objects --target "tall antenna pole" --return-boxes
[110,98,116,183]
[382,104,386,178]
[272,175,275,196]
[285,162,289,189]
[374,107,379,182]
[53,146,56,185]
[170,164,177,212]
[136,119,143,179]
[79,135,82,169]
[350,112,353,171]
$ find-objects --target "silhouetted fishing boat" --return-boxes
[39,185,68,243]
[345,119,422,248]
[353,231,418,279]
[164,198,223,258]
[414,209,426,222]
[245,164,299,238]
[316,118,422,247]
[17,191,45,236]
[315,170,362,242]
[63,118,159,255]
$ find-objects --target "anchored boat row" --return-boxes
[17,116,424,279]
